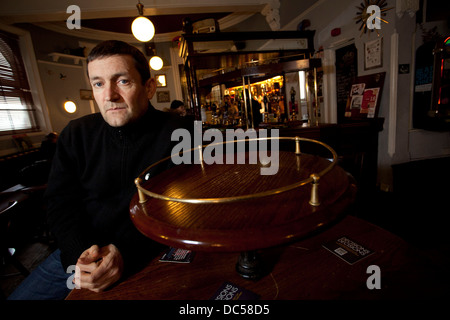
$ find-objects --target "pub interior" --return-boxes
[1,0,449,307]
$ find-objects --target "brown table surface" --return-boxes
[66,215,446,300]
[131,151,356,253]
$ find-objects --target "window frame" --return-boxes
[0,29,38,135]
[0,23,50,153]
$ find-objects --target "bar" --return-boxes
[0,1,449,313]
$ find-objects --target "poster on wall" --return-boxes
[157,91,171,103]
[364,38,383,70]
[361,87,380,118]
[344,72,385,120]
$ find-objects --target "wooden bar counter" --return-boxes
[66,215,444,300]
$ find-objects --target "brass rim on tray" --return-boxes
[135,136,338,207]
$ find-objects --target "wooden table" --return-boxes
[131,147,356,279]
[66,215,444,300]
[131,149,354,250]
[67,144,446,302]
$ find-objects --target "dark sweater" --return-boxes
[45,104,192,274]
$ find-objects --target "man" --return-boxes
[8,40,192,299]
[245,90,262,128]
[169,99,187,117]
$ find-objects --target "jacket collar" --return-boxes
[107,102,160,143]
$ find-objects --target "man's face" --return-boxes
[177,105,186,116]
[88,54,156,127]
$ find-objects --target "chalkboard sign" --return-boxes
[335,44,358,123]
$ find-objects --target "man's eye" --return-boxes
[92,82,102,88]
[119,79,130,85]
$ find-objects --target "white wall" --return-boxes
[37,58,93,134]
[316,0,450,191]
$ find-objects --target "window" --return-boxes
[0,30,38,135]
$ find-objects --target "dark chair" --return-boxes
[0,199,30,278]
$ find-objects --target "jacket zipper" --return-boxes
[118,129,127,189]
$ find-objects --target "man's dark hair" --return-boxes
[87,40,150,84]
[170,100,184,109]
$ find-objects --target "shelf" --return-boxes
[198,58,321,87]
[179,31,316,61]
[48,52,86,65]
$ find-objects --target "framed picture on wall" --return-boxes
[155,74,167,87]
[80,89,94,100]
[157,91,170,103]
[364,37,383,70]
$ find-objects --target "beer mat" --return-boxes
[210,281,260,300]
[322,236,374,265]
[159,247,195,263]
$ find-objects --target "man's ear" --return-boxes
[146,77,157,99]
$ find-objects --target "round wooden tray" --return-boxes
[130,137,357,253]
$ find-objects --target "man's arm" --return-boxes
[45,125,94,270]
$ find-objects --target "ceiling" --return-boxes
[0,0,276,43]
[0,0,370,50]
[81,13,231,35]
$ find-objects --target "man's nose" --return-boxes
[105,83,120,101]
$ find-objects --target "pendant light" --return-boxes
[132,1,155,42]
[149,55,163,70]
[146,42,163,70]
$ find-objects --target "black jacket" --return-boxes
[45,104,193,274]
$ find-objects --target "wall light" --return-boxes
[132,1,155,42]
[149,55,163,70]
[64,100,77,113]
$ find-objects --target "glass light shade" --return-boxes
[149,56,163,70]
[64,100,77,113]
[131,16,155,42]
